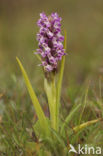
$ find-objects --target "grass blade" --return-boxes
[73,118,102,133]
[60,103,81,134]
[50,128,66,148]
[78,82,89,125]
[16,57,49,136]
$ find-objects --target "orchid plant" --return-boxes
[17,12,66,137]
[16,13,102,154]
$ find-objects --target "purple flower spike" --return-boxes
[35,12,65,72]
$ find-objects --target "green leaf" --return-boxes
[16,57,50,136]
[60,103,81,134]
[44,78,53,121]
[56,31,67,130]
[44,78,57,131]
[73,118,102,133]
[33,118,50,138]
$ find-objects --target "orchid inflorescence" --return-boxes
[35,12,65,72]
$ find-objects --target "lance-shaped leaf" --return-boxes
[56,31,67,130]
[73,118,102,133]
[56,31,67,107]
[16,57,50,136]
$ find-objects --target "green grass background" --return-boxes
[0,0,103,155]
